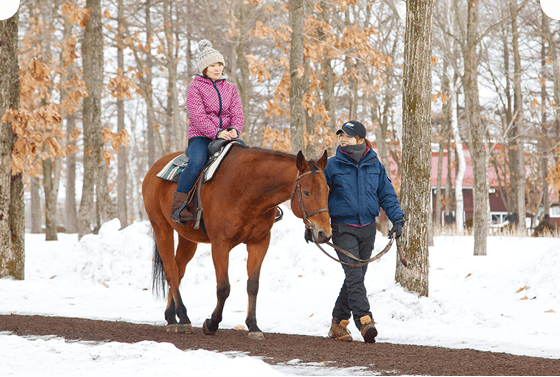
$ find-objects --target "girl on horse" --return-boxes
[170,40,244,225]
[320,120,405,343]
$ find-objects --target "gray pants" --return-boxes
[331,222,376,329]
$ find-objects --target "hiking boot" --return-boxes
[328,319,353,342]
[359,315,378,343]
[170,191,195,225]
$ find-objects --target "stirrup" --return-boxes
[170,201,192,226]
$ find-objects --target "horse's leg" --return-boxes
[244,232,271,340]
[171,235,198,333]
[152,222,188,332]
[203,241,231,335]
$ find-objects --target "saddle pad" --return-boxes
[156,141,239,183]
[203,141,236,183]
[156,153,189,182]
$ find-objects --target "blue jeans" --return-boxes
[176,137,212,193]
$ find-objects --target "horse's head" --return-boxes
[290,150,332,244]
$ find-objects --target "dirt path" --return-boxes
[1,314,559,375]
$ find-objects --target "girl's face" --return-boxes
[206,63,224,81]
[338,132,358,146]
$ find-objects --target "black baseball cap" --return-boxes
[336,120,366,139]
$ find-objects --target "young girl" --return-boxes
[323,120,405,343]
[170,40,244,225]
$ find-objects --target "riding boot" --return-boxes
[170,191,195,225]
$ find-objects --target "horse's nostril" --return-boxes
[318,231,330,243]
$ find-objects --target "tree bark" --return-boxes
[0,13,25,280]
[448,69,466,233]
[117,0,128,229]
[511,0,526,232]
[317,0,335,154]
[79,0,113,239]
[396,0,435,297]
[42,146,61,240]
[289,0,305,154]
[65,113,78,233]
[542,13,560,201]
[541,11,550,217]
[30,176,42,233]
[234,0,250,134]
[504,33,517,215]
[463,0,488,255]
[146,0,155,167]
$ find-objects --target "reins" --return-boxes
[314,235,408,268]
[292,166,408,268]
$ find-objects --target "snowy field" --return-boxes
[1,205,559,376]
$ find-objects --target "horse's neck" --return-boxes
[241,151,298,208]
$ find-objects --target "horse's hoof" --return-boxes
[248,331,265,340]
[177,324,193,334]
[203,319,216,335]
[166,324,178,333]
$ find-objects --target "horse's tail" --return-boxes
[151,229,167,300]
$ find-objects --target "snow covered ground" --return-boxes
[1,205,559,376]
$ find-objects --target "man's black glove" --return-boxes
[388,219,404,239]
[304,227,314,243]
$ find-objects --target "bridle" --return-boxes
[290,169,329,227]
[290,167,408,268]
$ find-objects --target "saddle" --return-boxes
[157,138,247,229]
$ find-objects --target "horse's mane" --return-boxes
[248,146,323,176]
[249,147,295,159]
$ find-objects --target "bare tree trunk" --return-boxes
[317,0,335,154]
[163,0,182,153]
[79,0,113,238]
[542,14,560,201]
[117,0,128,229]
[397,0,435,297]
[65,113,78,233]
[30,176,42,233]
[504,33,517,215]
[511,0,526,232]
[146,0,155,166]
[436,61,451,232]
[541,11,550,216]
[451,80,465,233]
[289,0,305,154]
[288,0,305,152]
[0,13,25,280]
[38,0,60,241]
[42,147,61,240]
[235,0,250,134]
[464,0,488,255]
[445,137,452,221]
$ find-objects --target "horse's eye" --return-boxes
[303,190,311,197]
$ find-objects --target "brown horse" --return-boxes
[142,145,331,340]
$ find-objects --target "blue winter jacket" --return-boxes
[324,146,405,225]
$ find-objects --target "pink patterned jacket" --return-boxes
[186,75,244,140]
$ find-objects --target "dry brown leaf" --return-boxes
[519,296,529,301]
[544,309,556,313]
[465,273,472,278]
[517,285,529,293]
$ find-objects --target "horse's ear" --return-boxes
[296,150,308,172]
[318,150,328,170]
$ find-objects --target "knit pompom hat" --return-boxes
[197,40,225,74]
